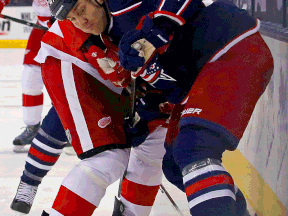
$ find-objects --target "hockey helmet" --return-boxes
[48,0,77,21]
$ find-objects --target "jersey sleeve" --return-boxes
[154,0,204,25]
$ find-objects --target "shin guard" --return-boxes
[182,158,237,216]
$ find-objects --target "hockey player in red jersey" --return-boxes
[12,0,53,152]
[32,3,173,214]
[46,0,274,215]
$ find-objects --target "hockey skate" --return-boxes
[13,122,40,153]
[10,180,38,214]
[41,210,49,215]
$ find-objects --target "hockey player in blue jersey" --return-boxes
[47,0,274,215]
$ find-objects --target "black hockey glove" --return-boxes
[124,118,150,148]
[124,92,170,147]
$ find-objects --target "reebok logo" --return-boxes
[157,34,168,43]
[181,108,202,116]
[55,5,64,17]
[98,116,111,128]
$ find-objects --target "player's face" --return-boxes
[66,0,107,35]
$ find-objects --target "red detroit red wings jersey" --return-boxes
[35,21,129,159]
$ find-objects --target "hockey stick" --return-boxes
[0,14,48,31]
[115,40,154,197]
[114,176,185,215]
[113,40,165,214]
[125,76,137,127]
[125,39,157,127]
[124,40,152,127]
[160,184,185,216]
[131,41,185,215]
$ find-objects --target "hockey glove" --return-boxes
[0,0,10,13]
[159,102,174,115]
[119,13,172,72]
[125,118,150,147]
[84,44,131,88]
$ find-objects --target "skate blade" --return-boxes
[13,145,30,153]
[14,213,25,216]
[12,210,25,216]
[64,146,76,155]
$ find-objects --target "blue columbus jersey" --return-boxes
[106,0,258,103]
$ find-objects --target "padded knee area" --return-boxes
[81,149,129,186]
[61,151,128,208]
[21,65,43,94]
[126,126,166,185]
[235,188,247,216]
[162,144,185,192]
[61,165,107,207]
[172,124,227,170]
[126,150,163,186]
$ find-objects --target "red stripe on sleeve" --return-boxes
[29,146,59,164]
[52,185,96,216]
[185,174,234,197]
[23,93,43,107]
[157,0,165,10]
[111,2,142,16]
[121,178,160,206]
[177,0,193,16]
[154,11,185,25]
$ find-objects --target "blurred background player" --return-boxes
[0,0,10,14]
[11,0,52,152]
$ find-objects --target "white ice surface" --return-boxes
[0,49,190,216]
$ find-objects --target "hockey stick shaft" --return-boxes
[126,39,156,126]
[128,41,184,215]
[160,184,185,216]
[0,14,48,31]
[129,77,136,123]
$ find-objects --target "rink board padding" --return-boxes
[0,40,27,48]
[223,150,286,216]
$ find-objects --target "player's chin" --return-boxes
[86,28,102,36]
[80,28,92,34]
[91,24,107,35]
[80,24,103,35]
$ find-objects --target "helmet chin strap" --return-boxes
[100,0,111,35]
